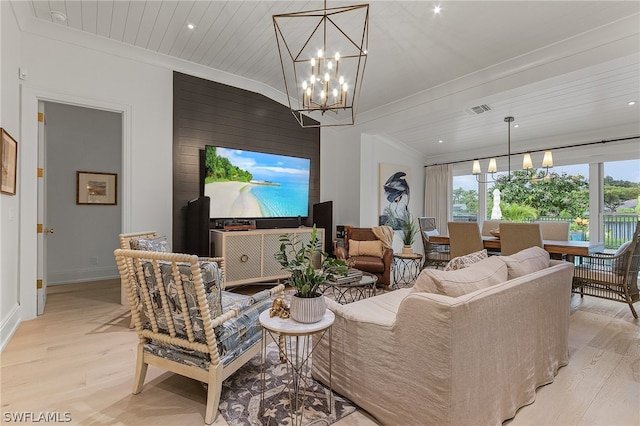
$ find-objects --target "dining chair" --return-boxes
[500,223,543,256]
[447,222,484,259]
[481,220,507,236]
[534,221,570,241]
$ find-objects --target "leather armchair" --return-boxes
[335,227,393,289]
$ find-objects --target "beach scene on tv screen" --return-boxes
[204,147,311,218]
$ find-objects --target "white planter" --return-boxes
[289,293,326,323]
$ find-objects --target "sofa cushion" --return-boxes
[611,241,631,274]
[349,239,383,258]
[500,246,550,279]
[130,236,171,252]
[444,249,488,271]
[412,256,508,297]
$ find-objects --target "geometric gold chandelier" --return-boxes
[273,1,369,127]
[472,116,554,183]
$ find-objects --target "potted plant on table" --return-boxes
[400,211,418,254]
[274,226,348,323]
[570,217,589,241]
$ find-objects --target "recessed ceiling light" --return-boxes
[50,10,67,23]
[438,140,443,144]
[434,5,442,14]
[187,23,195,30]
[513,124,519,128]
[629,101,637,106]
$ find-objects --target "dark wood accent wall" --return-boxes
[172,72,320,252]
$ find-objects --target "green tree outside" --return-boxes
[489,169,589,219]
[204,146,253,184]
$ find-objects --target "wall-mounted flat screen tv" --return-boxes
[204,145,311,219]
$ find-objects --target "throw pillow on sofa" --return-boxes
[349,239,384,257]
[444,249,488,271]
[499,246,550,279]
[412,256,508,297]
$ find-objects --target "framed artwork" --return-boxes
[1,128,18,195]
[378,163,411,229]
[76,171,118,205]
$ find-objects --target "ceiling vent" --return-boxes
[465,104,492,115]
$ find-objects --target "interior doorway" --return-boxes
[37,101,123,314]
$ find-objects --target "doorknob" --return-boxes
[45,228,54,234]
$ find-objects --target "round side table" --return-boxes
[259,309,334,425]
[393,252,423,288]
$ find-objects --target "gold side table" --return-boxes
[259,309,334,425]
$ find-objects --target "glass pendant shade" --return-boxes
[472,160,482,175]
[522,153,533,170]
[542,151,554,168]
[487,158,497,173]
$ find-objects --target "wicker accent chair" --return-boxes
[572,221,640,318]
[447,222,484,259]
[114,248,284,424]
[419,217,450,269]
[499,223,543,256]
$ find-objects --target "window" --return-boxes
[603,159,640,249]
[452,175,478,222]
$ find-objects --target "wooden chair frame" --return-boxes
[114,248,284,424]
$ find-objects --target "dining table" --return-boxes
[429,235,604,257]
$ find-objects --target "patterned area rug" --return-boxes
[219,341,356,426]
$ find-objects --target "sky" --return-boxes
[454,159,639,191]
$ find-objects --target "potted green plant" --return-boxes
[275,225,348,323]
[400,211,418,254]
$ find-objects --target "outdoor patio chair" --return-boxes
[419,217,450,269]
[572,221,640,318]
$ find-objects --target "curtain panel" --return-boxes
[424,164,453,235]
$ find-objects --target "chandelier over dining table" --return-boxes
[273,1,369,127]
[472,116,554,183]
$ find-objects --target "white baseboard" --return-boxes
[47,266,119,285]
[1,303,21,353]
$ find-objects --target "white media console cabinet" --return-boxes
[210,227,324,287]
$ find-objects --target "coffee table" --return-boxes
[319,271,377,304]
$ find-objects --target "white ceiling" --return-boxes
[9,1,640,166]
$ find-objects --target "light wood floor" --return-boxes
[1,279,638,425]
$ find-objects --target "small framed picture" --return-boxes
[76,171,118,205]
[1,128,18,195]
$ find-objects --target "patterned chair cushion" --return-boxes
[217,296,273,365]
[142,292,273,368]
[139,260,223,340]
[130,236,171,252]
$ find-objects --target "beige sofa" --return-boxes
[312,247,574,425]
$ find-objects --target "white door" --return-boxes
[36,101,48,315]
